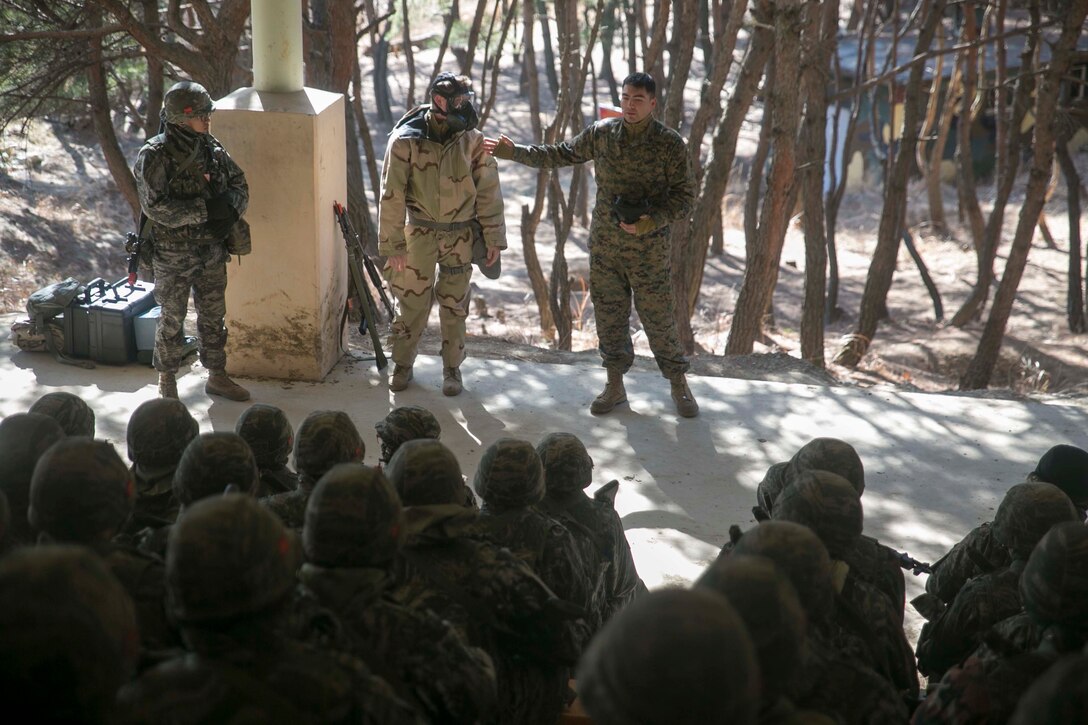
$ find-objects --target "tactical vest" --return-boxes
[142,132,228,249]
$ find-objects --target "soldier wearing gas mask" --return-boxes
[378,72,507,397]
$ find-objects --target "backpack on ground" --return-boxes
[10,277,95,368]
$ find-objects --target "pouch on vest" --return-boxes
[226,217,251,255]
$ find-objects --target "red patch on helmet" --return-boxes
[278,535,291,557]
[183,106,193,114]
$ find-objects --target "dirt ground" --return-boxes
[2,85,1087,402]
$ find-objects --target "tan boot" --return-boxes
[389,364,413,392]
[158,372,178,399]
[442,367,463,397]
[671,374,699,418]
[590,369,627,415]
[206,370,251,401]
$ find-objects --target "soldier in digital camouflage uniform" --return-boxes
[726,521,909,725]
[0,412,64,547]
[772,470,919,704]
[535,431,645,627]
[486,72,698,417]
[915,482,1079,680]
[924,444,1088,605]
[375,404,442,466]
[261,409,364,530]
[28,391,95,437]
[28,437,179,651]
[301,462,498,723]
[119,494,422,724]
[174,432,260,510]
[0,545,139,724]
[236,404,298,496]
[384,438,584,725]
[379,72,506,397]
[125,398,199,528]
[578,588,761,725]
[133,80,250,402]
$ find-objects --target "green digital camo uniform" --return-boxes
[506,115,694,377]
[378,108,506,369]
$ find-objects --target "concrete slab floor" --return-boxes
[3,318,1086,647]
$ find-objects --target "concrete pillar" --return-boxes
[251,0,304,92]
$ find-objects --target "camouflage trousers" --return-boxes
[152,242,229,373]
[384,225,472,369]
[589,227,689,379]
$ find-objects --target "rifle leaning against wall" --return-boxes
[334,201,391,371]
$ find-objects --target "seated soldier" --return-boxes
[0,546,139,724]
[0,413,65,547]
[375,404,476,509]
[29,391,96,437]
[535,431,646,626]
[261,410,364,529]
[301,462,497,723]
[125,399,199,529]
[119,495,421,724]
[236,403,299,496]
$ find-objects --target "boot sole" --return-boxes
[206,387,251,402]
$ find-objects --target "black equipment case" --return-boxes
[64,278,156,364]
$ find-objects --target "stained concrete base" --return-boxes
[3,316,1086,645]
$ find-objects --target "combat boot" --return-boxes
[670,374,699,418]
[591,369,627,415]
[206,370,251,401]
[389,364,413,392]
[442,367,463,397]
[158,372,178,399]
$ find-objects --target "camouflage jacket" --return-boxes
[839,570,919,701]
[912,651,1056,724]
[258,465,299,498]
[93,539,180,652]
[843,534,907,623]
[259,480,313,530]
[298,563,498,724]
[129,465,180,527]
[378,107,506,256]
[508,116,694,240]
[925,522,1011,604]
[133,127,248,250]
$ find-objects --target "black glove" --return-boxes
[206,217,235,240]
[205,194,238,222]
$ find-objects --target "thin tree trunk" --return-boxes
[902,228,943,321]
[461,0,489,77]
[643,0,670,86]
[537,0,559,99]
[954,2,985,249]
[626,0,638,76]
[724,0,804,356]
[744,103,773,251]
[663,0,697,130]
[599,0,621,105]
[140,0,163,136]
[401,0,416,107]
[917,31,947,235]
[477,0,519,130]
[428,0,459,93]
[834,0,946,367]
[351,57,381,208]
[1057,134,1085,333]
[959,0,1088,390]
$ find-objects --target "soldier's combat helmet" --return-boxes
[695,554,807,706]
[385,439,464,506]
[0,545,139,723]
[787,438,865,496]
[173,432,260,507]
[166,494,300,624]
[1018,521,1088,629]
[293,410,364,482]
[731,520,836,626]
[303,463,405,568]
[163,81,214,125]
[536,432,593,495]
[28,438,134,543]
[0,413,65,527]
[474,438,545,510]
[235,404,293,469]
[772,470,863,559]
[755,461,789,519]
[375,405,441,464]
[578,588,760,725]
[126,398,199,475]
[1031,444,1088,510]
[991,481,1079,561]
[1008,651,1088,725]
[28,391,95,438]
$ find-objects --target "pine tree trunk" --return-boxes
[954,2,985,250]
[1057,135,1085,333]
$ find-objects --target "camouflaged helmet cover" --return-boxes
[0,413,66,512]
[787,438,865,496]
[1019,521,1088,628]
[578,588,760,725]
[126,398,199,469]
[167,494,300,624]
[755,461,789,517]
[1032,444,1088,510]
[0,545,138,720]
[991,482,1079,561]
[375,405,441,463]
[173,432,260,507]
[163,81,214,124]
[772,470,863,559]
[303,463,405,568]
[536,432,593,494]
[1008,652,1088,725]
[385,438,464,506]
[235,404,293,469]
[695,554,807,705]
[29,392,95,438]
[293,410,364,481]
[732,520,835,625]
[28,438,134,542]
[475,438,545,509]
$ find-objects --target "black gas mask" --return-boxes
[431,72,479,133]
